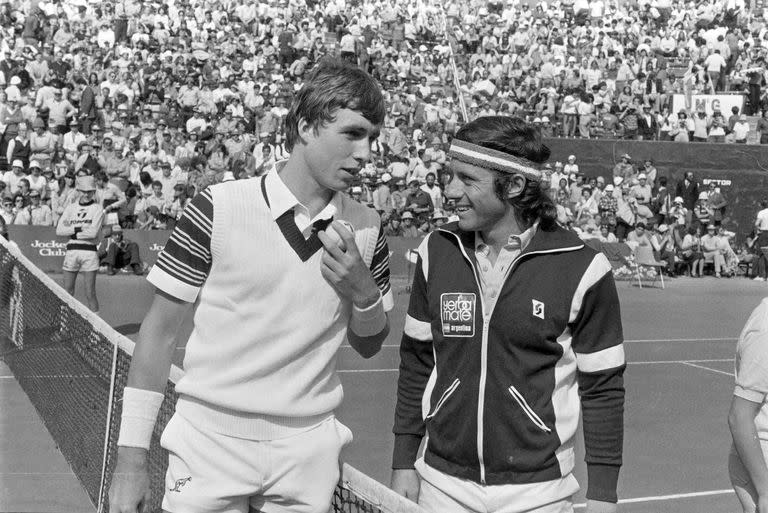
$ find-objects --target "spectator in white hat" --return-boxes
[56,175,104,312]
[563,154,579,175]
[630,173,652,208]
[399,210,420,237]
[2,159,28,195]
[373,172,393,214]
[28,189,53,226]
[26,160,47,197]
[62,119,87,159]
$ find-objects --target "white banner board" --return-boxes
[671,94,745,116]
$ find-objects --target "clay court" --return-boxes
[2,270,766,513]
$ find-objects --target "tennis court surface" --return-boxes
[2,237,765,512]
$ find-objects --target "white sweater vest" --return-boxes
[175,178,380,439]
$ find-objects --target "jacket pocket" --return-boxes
[508,385,552,433]
[426,378,460,420]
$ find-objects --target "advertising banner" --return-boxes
[670,93,744,116]
[7,227,424,278]
[6,227,171,273]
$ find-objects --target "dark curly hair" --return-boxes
[453,116,557,230]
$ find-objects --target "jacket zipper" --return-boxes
[438,229,582,485]
[450,237,489,484]
[426,378,460,419]
[508,385,552,433]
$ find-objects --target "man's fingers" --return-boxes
[318,230,347,259]
[321,251,348,279]
[331,220,356,249]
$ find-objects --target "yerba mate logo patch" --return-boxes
[440,293,476,337]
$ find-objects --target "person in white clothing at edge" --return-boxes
[754,199,768,282]
[108,58,394,513]
[729,298,768,513]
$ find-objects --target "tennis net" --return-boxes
[0,236,424,513]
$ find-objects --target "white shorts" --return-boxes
[62,249,100,273]
[415,458,579,513]
[160,413,353,513]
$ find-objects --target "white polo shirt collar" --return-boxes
[264,166,341,237]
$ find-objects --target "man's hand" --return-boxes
[318,221,379,307]
[585,499,618,513]
[108,447,151,513]
[390,469,420,502]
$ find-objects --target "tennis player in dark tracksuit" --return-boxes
[391,116,626,513]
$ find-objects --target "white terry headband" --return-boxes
[448,139,543,181]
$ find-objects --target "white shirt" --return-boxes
[757,208,768,231]
[734,298,768,439]
[474,224,536,312]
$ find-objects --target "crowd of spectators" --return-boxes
[1,0,767,275]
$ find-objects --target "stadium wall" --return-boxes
[545,138,768,239]
[6,226,422,277]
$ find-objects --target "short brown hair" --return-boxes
[284,58,385,152]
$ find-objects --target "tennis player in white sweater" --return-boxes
[109,58,393,513]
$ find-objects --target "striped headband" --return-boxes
[448,139,542,180]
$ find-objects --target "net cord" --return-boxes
[97,338,120,513]
[340,464,425,513]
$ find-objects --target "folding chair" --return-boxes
[631,247,666,289]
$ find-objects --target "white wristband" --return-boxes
[116,387,165,450]
[350,292,387,337]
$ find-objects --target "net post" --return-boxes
[97,334,120,513]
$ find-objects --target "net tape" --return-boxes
[0,236,424,513]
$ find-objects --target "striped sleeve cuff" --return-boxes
[151,188,213,291]
[147,265,200,303]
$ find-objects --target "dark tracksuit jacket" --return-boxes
[392,223,626,503]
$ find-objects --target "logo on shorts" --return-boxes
[440,293,476,337]
[532,299,545,320]
[169,476,191,493]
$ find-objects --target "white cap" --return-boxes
[12,159,23,168]
[698,192,708,200]
[568,154,576,160]
[29,160,41,169]
[638,173,647,180]
[76,175,96,191]
[351,186,362,194]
